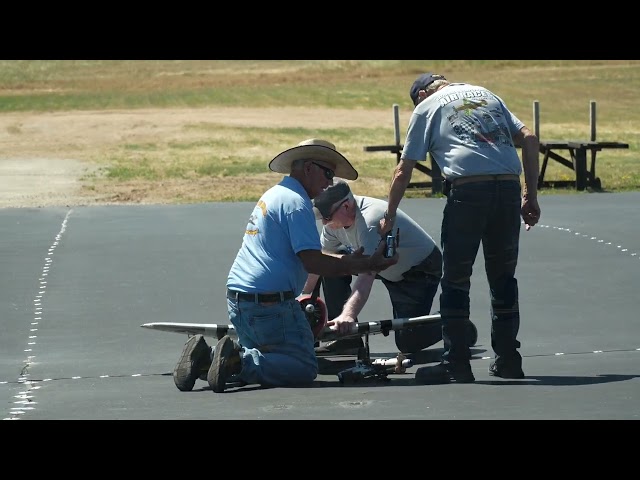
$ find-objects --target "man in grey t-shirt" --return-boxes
[380,72,540,384]
[303,180,476,354]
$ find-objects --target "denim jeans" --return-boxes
[227,297,318,387]
[322,247,443,352]
[440,179,522,366]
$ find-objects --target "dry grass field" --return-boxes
[1,60,638,208]
[0,106,398,207]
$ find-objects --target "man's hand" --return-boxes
[348,246,365,258]
[327,314,357,335]
[366,238,398,273]
[378,212,395,236]
[521,195,541,231]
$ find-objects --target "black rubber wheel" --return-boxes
[394,323,442,354]
[395,319,478,353]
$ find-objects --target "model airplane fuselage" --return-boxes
[140,313,443,343]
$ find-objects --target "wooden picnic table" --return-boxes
[363,140,629,192]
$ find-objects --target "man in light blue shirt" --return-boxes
[173,139,398,393]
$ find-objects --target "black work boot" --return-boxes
[207,335,242,393]
[415,361,475,384]
[490,324,524,379]
[489,351,524,379]
[173,335,211,391]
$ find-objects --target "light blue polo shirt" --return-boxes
[227,175,321,295]
[402,83,525,178]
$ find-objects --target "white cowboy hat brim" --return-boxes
[269,144,358,180]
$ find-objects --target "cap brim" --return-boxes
[312,180,352,220]
[269,145,358,180]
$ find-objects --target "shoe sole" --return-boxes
[416,376,476,384]
[207,335,235,393]
[488,363,525,379]
[173,335,208,392]
[415,365,475,385]
[488,369,525,379]
[415,375,452,385]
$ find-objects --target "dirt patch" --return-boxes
[0,107,402,209]
[0,157,101,208]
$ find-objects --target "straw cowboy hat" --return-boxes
[268,138,358,180]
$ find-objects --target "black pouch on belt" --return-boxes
[443,179,452,197]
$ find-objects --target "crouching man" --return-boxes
[303,179,444,355]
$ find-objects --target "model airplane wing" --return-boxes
[140,313,442,342]
[140,322,234,338]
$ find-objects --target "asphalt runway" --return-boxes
[1,192,639,420]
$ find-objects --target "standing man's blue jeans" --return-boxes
[440,179,522,367]
[228,297,318,387]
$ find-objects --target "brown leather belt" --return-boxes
[450,174,520,186]
[227,289,295,303]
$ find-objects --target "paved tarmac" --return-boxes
[1,192,638,420]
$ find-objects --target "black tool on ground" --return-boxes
[335,321,412,384]
[337,351,411,384]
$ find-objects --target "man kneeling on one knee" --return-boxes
[302,179,444,355]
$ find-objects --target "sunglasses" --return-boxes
[312,162,335,180]
[323,199,348,222]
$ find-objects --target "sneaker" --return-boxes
[314,337,364,356]
[173,335,211,392]
[207,335,242,393]
[415,362,475,385]
[488,358,525,379]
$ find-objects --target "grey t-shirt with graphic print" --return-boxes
[402,82,525,178]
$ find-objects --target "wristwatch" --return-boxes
[383,211,396,222]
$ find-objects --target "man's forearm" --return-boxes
[301,273,320,295]
[386,159,415,217]
[341,274,376,320]
[515,127,540,199]
[521,136,540,199]
[300,247,393,278]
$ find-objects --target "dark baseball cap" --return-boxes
[409,73,447,106]
[313,179,352,220]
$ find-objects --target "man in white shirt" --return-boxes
[303,179,477,355]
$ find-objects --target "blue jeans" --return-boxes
[227,297,318,387]
[440,179,522,366]
[322,247,443,353]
